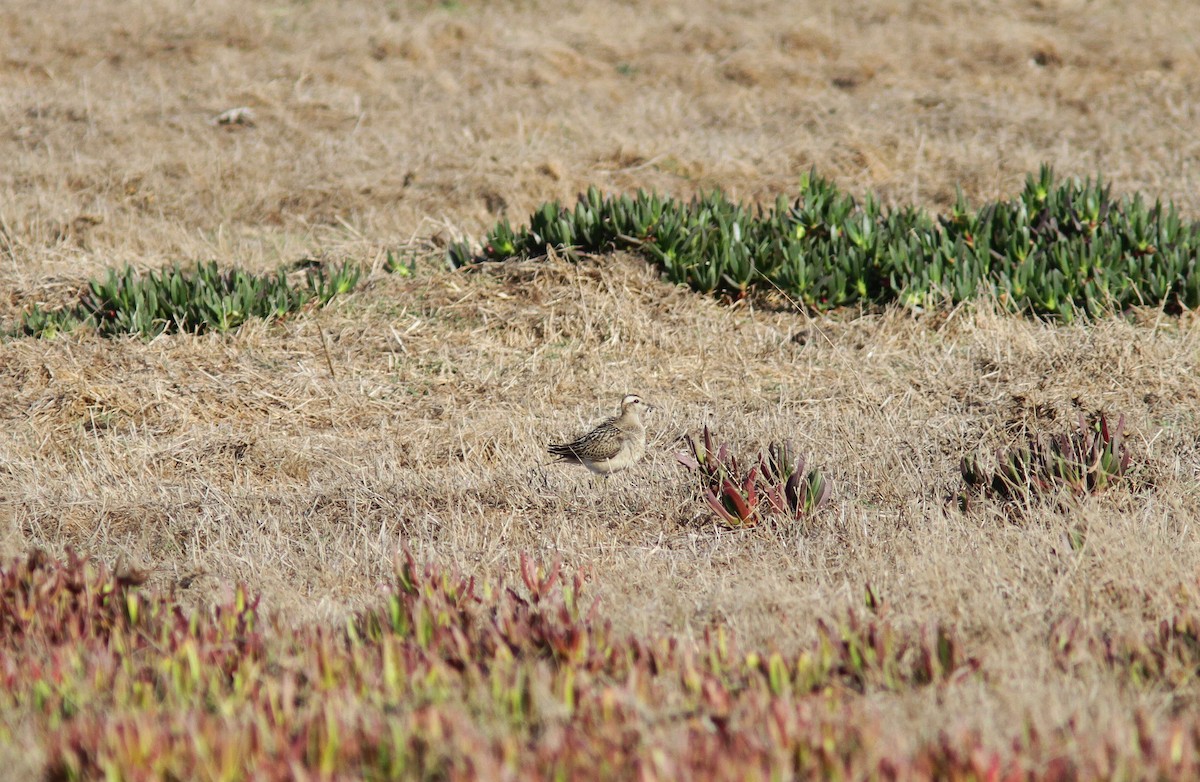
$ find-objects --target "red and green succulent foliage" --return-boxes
[677,426,831,528]
[961,412,1132,506]
[5,549,1200,780]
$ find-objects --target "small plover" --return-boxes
[548,394,651,475]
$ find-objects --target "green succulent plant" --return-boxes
[759,440,832,519]
[677,426,831,528]
[13,256,396,339]
[454,166,1200,320]
[676,425,760,526]
[961,412,1132,504]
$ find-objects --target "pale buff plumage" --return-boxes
[548,394,651,475]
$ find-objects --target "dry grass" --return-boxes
[4,0,1200,770]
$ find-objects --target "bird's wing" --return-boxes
[549,418,624,461]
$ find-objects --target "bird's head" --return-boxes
[621,394,652,415]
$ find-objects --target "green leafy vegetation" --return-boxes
[14,259,368,338]
[676,426,831,527]
[452,166,1200,320]
[960,412,1132,506]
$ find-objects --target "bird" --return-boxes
[548,394,651,475]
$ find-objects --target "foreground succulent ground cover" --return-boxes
[7,549,1200,781]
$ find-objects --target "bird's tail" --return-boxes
[547,443,580,462]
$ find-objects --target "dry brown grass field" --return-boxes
[4,0,1200,776]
